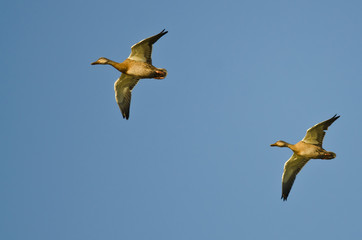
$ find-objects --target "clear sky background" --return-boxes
[1,0,362,239]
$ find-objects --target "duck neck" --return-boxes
[281,141,293,149]
[106,60,127,73]
[286,142,297,151]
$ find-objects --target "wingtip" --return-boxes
[281,194,288,201]
[161,29,168,35]
[122,112,129,120]
[330,114,340,123]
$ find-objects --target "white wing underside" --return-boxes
[128,29,168,64]
[114,74,140,119]
[302,114,340,147]
[281,153,310,200]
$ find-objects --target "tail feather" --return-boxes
[323,152,336,159]
[159,68,167,77]
[154,68,167,79]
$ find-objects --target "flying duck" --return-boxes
[91,29,168,119]
[270,114,340,201]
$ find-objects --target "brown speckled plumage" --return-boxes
[91,29,168,119]
[270,115,340,201]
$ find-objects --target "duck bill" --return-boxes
[91,61,98,65]
[270,143,277,147]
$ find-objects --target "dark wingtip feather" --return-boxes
[329,114,340,124]
[281,194,288,201]
[161,29,168,34]
[146,29,168,45]
[122,111,129,120]
[158,29,168,37]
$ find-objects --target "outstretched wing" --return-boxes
[302,114,340,147]
[281,153,310,201]
[128,29,168,64]
[114,74,140,119]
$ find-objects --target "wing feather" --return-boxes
[281,154,310,201]
[302,114,340,147]
[128,29,168,64]
[114,74,140,119]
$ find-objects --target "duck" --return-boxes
[270,114,340,201]
[91,29,168,119]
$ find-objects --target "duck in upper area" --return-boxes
[91,29,168,119]
[270,114,340,201]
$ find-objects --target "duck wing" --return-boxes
[128,29,168,64]
[302,114,340,147]
[114,74,140,119]
[281,153,310,201]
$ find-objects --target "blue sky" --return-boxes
[1,0,362,239]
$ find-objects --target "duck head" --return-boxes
[91,57,110,65]
[270,140,289,147]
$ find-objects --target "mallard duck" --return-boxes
[91,29,168,119]
[270,114,340,201]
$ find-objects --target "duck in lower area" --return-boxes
[91,29,168,119]
[270,114,340,201]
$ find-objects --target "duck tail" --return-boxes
[154,68,167,79]
[159,68,167,77]
[323,152,336,159]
